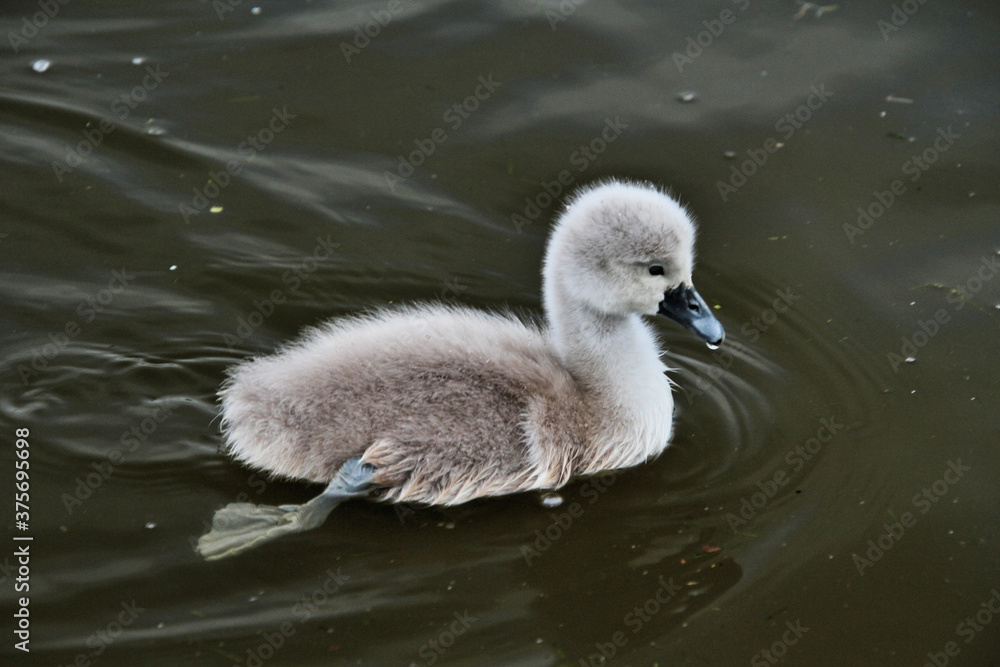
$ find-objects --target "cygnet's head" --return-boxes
[543,179,724,347]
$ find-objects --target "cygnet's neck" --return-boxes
[544,289,655,385]
[543,282,674,469]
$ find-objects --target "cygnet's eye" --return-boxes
[648,265,665,276]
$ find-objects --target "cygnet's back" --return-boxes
[221,305,590,505]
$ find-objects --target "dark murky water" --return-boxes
[2,1,998,665]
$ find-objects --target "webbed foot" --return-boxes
[196,457,376,561]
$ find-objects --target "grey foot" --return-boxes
[196,457,377,561]
[335,457,377,494]
[196,502,324,561]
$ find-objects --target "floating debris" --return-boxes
[794,2,838,20]
[131,56,147,65]
[31,59,51,73]
[886,95,914,104]
[723,150,737,159]
[886,131,915,142]
[676,91,697,103]
[210,205,224,213]
[251,6,262,14]
[539,491,563,508]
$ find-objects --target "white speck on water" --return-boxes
[146,126,167,136]
[677,91,696,103]
[210,206,224,213]
[251,6,262,14]
[723,150,737,159]
[31,59,51,73]
[540,492,563,508]
[144,522,156,529]
[905,356,916,364]
[132,56,146,65]
[169,265,177,271]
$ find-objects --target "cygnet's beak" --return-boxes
[657,284,725,349]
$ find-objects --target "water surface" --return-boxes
[2,1,998,665]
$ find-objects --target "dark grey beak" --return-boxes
[657,284,725,348]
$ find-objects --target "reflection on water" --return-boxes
[1,0,998,665]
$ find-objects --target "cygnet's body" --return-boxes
[197,180,724,560]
